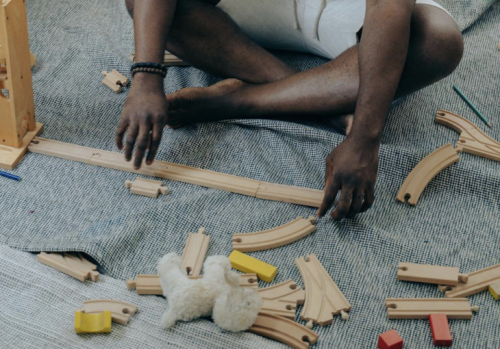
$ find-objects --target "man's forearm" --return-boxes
[349,0,415,142]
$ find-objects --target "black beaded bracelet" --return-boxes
[130,62,167,78]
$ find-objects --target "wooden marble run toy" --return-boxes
[79,300,138,325]
[0,0,44,170]
[28,138,324,207]
[438,262,500,298]
[130,52,189,66]
[385,298,478,319]
[182,227,210,276]
[397,262,468,286]
[378,329,403,349]
[429,313,453,347]
[74,310,112,334]
[295,254,351,327]
[37,252,99,282]
[229,250,278,283]
[125,177,169,198]
[257,280,305,319]
[248,312,318,349]
[101,69,129,93]
[232,216,316,252]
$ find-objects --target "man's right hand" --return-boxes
[115,74,168,170]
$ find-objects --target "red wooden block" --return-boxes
[429,313,452,346]
[378,329,403,349]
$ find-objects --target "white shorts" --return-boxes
[218,0,453,60]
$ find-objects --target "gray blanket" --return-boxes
[1,0,499,348]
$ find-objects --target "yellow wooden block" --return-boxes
[75,311,112,334]
[489,281,500,300]
[229,250,277,283]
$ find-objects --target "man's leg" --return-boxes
[167,5,463,134]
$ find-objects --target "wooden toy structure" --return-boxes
[0,0,43,170]
[125,177,169,198]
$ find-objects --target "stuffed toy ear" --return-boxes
[224,268,241,287]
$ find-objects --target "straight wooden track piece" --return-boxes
[81,300,137,325]
[182,227,210,276]
[28,137,324,207]
[257,280,305,319]
[127,274,257,295]
[37,252,99,282]
[438,263,500,298]
[295,254,351,326]
[436,109,500,162]
[125,178,168,198]
[397,262,468,286]
[131,52,189,66]
[385,298,478,319]
[101,69,129,93]
[233,216,316,252]
[396,144,459,206]
[248,312,318,349]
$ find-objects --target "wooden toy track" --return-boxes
[397,262,468,286]
[28,138,324,207]
[232,216,316,252]
[438,263,500,298]
[37,252,99,282]
[295,254,351,326]
[436,109,500,163]
[396,143,459,206]
[80,300,138,325]
[182,227,210,276]
[248,312,318,349]
[257,280,305,319]
[385,298,478,319]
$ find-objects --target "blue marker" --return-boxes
[0,170,21,181]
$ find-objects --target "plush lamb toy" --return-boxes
[157,252,262,332]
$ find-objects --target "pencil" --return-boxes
[453,85,492,128]
[0,170,21,181]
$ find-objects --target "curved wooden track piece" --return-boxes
[257,280,305,319]
[37,252,99,282]
[436,109,500,162]
[81,300,137,325]
[295,254,351,326]
[438,263,500,298]
[396,144,459,206]
[385,298,477,319]
[233,217,316,252]
[248,312,318,349]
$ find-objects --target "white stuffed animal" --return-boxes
[157,252,262,332]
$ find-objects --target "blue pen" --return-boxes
[0,170,21,181]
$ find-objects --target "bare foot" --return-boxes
[167,78,246,128]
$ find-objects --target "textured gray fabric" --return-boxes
[0,0,499,348]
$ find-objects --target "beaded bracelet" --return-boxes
[130,62,167,78]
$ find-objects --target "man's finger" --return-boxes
[115,120,129,150]
[146,125,163,165]
[360,187,375,213]
[124,124,139,162]
[317,182,340,218]
[331,186,353,221]
[347,190,365,218]
[133,127,151,170]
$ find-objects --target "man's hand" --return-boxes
[318,136,379,220]
[116,74,168,170]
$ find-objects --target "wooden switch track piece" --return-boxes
[131,52,189,66]
[385,298,477,319]
[101,69,129,93]
[436,109,500,163]
[233,216,316,252]
[37,252,99,282]
[248,312,318,349]
[396,144,459,206]
[81,300,137,325]
[397,262,468,286]
[182,227,210,276]
[295,254,351,326]
[125,178,168,198]
[28,138,324,208]
[229,250,278,283]
[74,311,112,334]
[257,280,305,319]
[127,273,258,295]
[438,263,500,298]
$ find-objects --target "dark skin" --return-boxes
[119,0,463,220]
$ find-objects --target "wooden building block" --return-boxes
[257,280,305,319]
[439,263,500,298]
[397,262,468,286]
[37,252,99,282]
[125,178,168,198]
[488,281,500,300]
[295,254,351,326]
[182,227,210,276]
[74,311,112,334]
[101,69,129,93]
[385,298,477,319]
[81,300,137,325]
[248,312,318,349]
[378,329,403,349]
[429,314,452,347]
[229,250,277,283]
[396,144,459,206]
[233,216,316,252]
